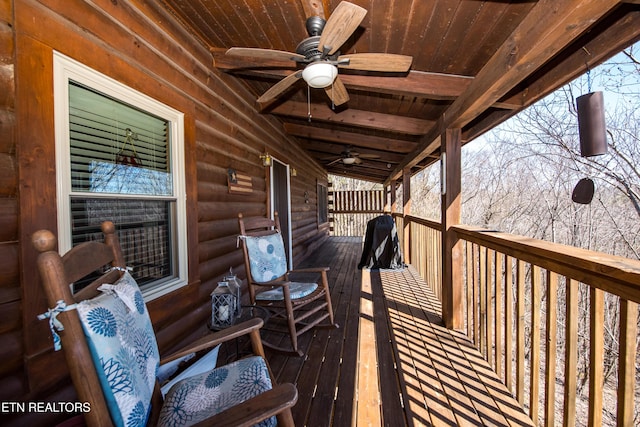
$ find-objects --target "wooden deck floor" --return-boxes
[260,237,534,427]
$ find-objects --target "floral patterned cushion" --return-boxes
[158,356,276,427]
[243,233,287,283]
[76,271,160,427]
[256,281,318,301]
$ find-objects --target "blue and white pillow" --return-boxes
[243,233,287,283]
[76,271,159,427]
[159,356,275,427]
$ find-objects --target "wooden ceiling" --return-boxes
[159,0,640,184]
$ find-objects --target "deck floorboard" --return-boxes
[259,237,533,427]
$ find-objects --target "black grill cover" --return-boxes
[358,215,404,270]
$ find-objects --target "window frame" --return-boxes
[53,51,188,301]
[317,181,328,225]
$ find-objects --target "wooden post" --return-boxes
[441,128,463,330]
[402,168,411,265]
[389,180,397,213]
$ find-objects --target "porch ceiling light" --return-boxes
[342,157,357,165]
[302,62,338,88]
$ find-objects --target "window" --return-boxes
[54,52,187,300]
[318,182,328,224]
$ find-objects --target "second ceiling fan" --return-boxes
[221,1,413,109]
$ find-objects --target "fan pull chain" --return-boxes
[307,85,312,122]
[331,83,335,110]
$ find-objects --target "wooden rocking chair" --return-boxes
[238,212,338,357]
[33,221,297,427]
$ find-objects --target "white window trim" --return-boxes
[53,51,188,301]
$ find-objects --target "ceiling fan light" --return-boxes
[342,157,357,165]
[302,62,338,88]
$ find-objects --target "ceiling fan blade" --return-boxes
[327,158,343,166]
[319,2,367,56]
[257,71,303,109]
[226,47,304,63]
[338,53,413,72]
[325,76,349,106]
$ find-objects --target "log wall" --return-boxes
[2,1,328,425]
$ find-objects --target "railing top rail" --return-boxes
[453,224,640,304]
[403,214,440,230]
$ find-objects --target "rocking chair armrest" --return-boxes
[193,382,298,427]
[160,318,264,364]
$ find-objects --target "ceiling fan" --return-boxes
[221,1,413,109]
[326,146,380,166]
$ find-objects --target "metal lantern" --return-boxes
[211,281,238,328]
[223,268,242,316]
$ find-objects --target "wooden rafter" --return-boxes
[273,102,432,135]
[285,124,416,155]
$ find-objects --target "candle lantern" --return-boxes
[223,268,242,316]
[211,281,237,329]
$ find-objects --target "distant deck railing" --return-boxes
[394,213,640,426]
[329,189,385,236]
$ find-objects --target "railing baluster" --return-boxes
[480,246,488,358]
[516,259,526,406]
[473,243,480,348]
[530,265,541,422]
[545,271,559,426]
[487,249,495,369]
[504,255,514,394]
[616,299,638,426]
[563,277,579,427]
[495,251,503,379]
[466,241,473,340]
[588,287,604,427]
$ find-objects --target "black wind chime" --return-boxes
[572,64,607,205]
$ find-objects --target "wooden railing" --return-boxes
[329,189,385,236]
[393,213,443,300]
[396,214,640,426]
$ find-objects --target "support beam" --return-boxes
[402,169,411,265]
[275,102,433,135]
[288,124,416,156]
[441,128,463,330]
[390,180,397,213]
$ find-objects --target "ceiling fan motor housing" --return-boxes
[296,36,323,61]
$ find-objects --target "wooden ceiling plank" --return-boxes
[290,125,415,155]
[272,101,433,135]
[300,0,326,19]
[387,0,622,183]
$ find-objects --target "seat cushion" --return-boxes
[256,282,318,301]
[76,271,159,427]
[159,356,276,427]
[243,232,287,283]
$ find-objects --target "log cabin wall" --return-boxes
[3,1,328,425]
